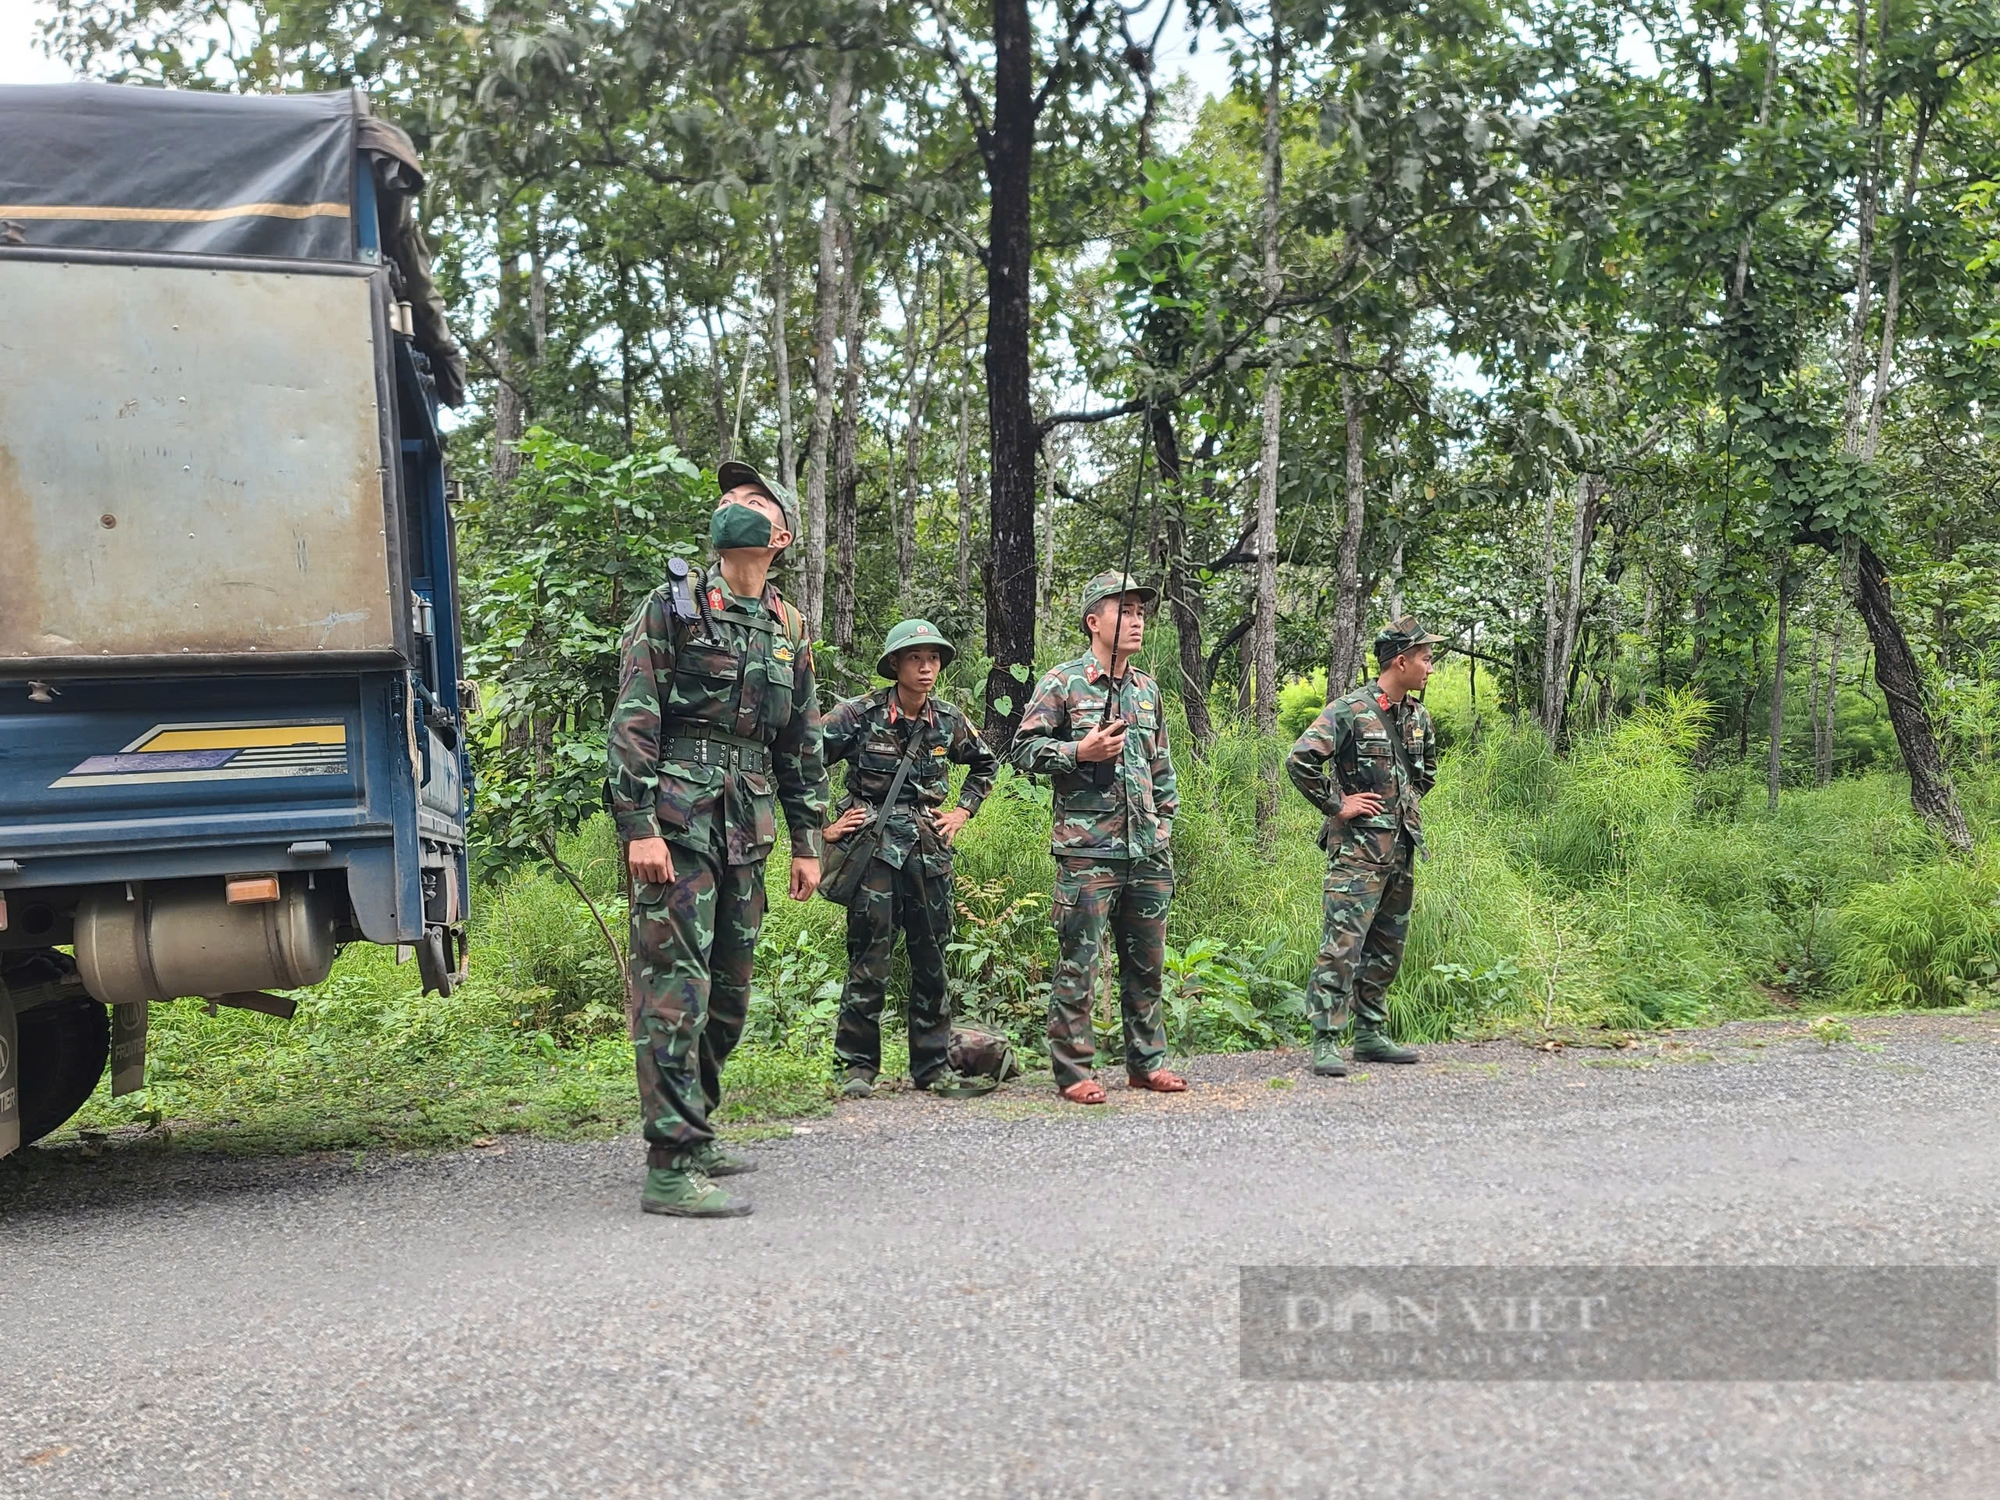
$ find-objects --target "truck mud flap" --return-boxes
[110,1002,148,1098]
[0,982,18,1160]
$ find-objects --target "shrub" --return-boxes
[1833,856,2000,1008]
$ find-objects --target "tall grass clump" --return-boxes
[1832,855,2000,1008]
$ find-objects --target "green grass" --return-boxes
[49,678,2000,1156]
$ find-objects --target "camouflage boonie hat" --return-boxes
[877,618,956,679]
[1374,614,1449,664]
[1079,570,1158,628]
[716,459,800,540]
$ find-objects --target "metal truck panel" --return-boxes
[0,255,398,668]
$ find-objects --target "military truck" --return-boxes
[0,84,472,1156]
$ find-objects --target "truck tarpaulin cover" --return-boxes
[0,83,356,258]
[0,82,465,405]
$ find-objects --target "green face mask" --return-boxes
[710,502,774,552]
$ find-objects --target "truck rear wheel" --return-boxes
[18,998,111,1146]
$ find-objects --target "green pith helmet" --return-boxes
[716,459,800,541]
[1373,613,1448,666]
[1079,570,1158,629]
[877,618,956,679]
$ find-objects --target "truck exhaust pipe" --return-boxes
[73,878,339,1008]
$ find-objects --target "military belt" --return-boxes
[663,732,768,773]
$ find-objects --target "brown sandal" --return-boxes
[1060,1079,1108,1105]
[1128,1069,1188,1092]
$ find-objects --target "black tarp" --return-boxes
[0,83,464,404]
[0,83,357,259]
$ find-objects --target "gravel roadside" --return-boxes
[6,1012,2000,1498]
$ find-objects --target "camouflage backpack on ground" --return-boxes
[947,1027,1023,1082]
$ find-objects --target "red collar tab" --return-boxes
[887,694,933,726]
[1376,692,1392,711]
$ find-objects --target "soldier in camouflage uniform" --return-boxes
[1285,615,1445,1076]
[821,620,1001,1100]
[1011,572,1189,1104]
[607,459,828,1217]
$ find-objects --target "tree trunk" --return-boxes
[491,334,524,489]
[1252,21,1284,747]
[1839,0,1879,455]
[897,263,928,598]
[1768,561,1789,812]
[1850,544,1970,848]
[802,61,853,639]
[1862,102,1935,461]
[1544,473,1607,742]
[1535,487,1562,731]
[980,0,1041,748]
[1327,325,1366,699]
[1817,600,1843,785]
[1151,404,1213,751]
[833,211,861,650]
[491,243,526,488]
[730,336,756,459]
[702,308,731,465]
[955,384,974,608]
[769,218,796,489]
[1040,433,1059,639]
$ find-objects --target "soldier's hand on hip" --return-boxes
[1076,718,1127,763]
[1339,791,1385,821]
[627,836,675,884]
[789,856,821,902]
[934,807,973,845]
[824,806,871,843]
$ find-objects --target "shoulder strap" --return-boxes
[1375,700,1420,788]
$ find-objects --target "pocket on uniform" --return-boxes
[756,659,795,731]
[653,760,722,835]
[676,644,739,682]
[1340,821,1402,866]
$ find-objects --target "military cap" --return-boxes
[1079,570,1159,627]
[877,618,956,679]
[1374,614,1449,664]
[716,459,800,540]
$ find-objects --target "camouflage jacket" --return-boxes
[606,569,828,866]
[1285,683,1438,863]
[821,688,999,871]
[1010,655,1177,859]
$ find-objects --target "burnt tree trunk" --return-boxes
[980,0,1041,748]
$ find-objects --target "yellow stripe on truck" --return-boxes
[140,724,347,751]
[0,201,351,223]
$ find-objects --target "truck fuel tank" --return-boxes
[74,877,339,1007]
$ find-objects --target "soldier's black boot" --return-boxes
[840,1067,876,1099]
[1352,1023,1419,1064]
[1311,1032,1348,1077]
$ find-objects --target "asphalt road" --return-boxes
[7,1013,2000,1499]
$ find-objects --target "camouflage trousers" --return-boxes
[1048,852,1173,1090]
[628,842,769,1166]
[835,854,955,1084]
[1306,841,1415,1035]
